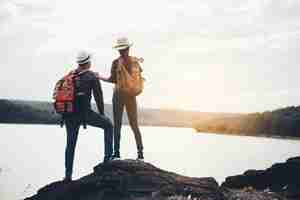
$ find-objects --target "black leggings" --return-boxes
[112,91,144,153]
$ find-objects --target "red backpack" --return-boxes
[53,70,88,115]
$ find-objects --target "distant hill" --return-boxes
[0,99,239,128]
[194,106,300,138]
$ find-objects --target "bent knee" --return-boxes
[103,117,113,129]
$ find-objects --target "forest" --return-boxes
[195,106,300,138]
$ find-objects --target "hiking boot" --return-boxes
[137,151,144,161]
[112,151,121,160]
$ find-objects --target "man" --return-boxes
[100,37,144,161]
[63,51,113,182]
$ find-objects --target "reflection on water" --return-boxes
[0,124,300,200]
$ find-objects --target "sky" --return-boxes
[1,0,300,113]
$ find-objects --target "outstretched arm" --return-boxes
[97,61,117,83]
[98,74,112,82]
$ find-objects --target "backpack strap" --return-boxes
[75,69,90,129]
[117,56,142,71]
[70,69,90,77]
[77,69,90,75]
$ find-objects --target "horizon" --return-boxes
[4,98,299,114]
[1,0,300,113]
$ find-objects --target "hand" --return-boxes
[99,76,106,81]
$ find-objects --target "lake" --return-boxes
[1,124,300,200]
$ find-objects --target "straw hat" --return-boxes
[113,37,133,50]
[76,50,91,64]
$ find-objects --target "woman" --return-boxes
[100,37,144,161]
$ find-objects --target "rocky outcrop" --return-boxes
[24,159,291,200]
[25,160,223,200]
[222,156,300,199]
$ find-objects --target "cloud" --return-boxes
[0,0,53,22]
[0,1,18,23]
[262,0,300,22]
[1,0,300,112]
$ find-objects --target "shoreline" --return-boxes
[1,122,300,141]
[195,129,300,141]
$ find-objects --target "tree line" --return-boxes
[194,106,300,138]
[0,99,59,124]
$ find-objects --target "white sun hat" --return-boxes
[76,50,92,64]
[113,37,133,50]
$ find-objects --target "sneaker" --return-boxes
[103,156,112,163]
[112,152,121,160]
[137,151,144,161]
[62,176,72,183]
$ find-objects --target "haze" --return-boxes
[1,0,300,113]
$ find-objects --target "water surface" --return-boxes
[0,124,299,200]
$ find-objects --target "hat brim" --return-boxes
[113,43,133,50]
[77,57,91,64]
[77,55,92,64]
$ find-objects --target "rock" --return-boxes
[222,170,269,190]
[222,175,250,189]
[221,156,300,199]
[25,160,223,200]
[286,156,300,164]
[25,159,290,200]
[282,184,300,199]
[221,188,287,200]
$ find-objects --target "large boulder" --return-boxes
[25,159,292,200]
[222,170,268,190]
[25,160,223,200]
[221,156,300,199]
